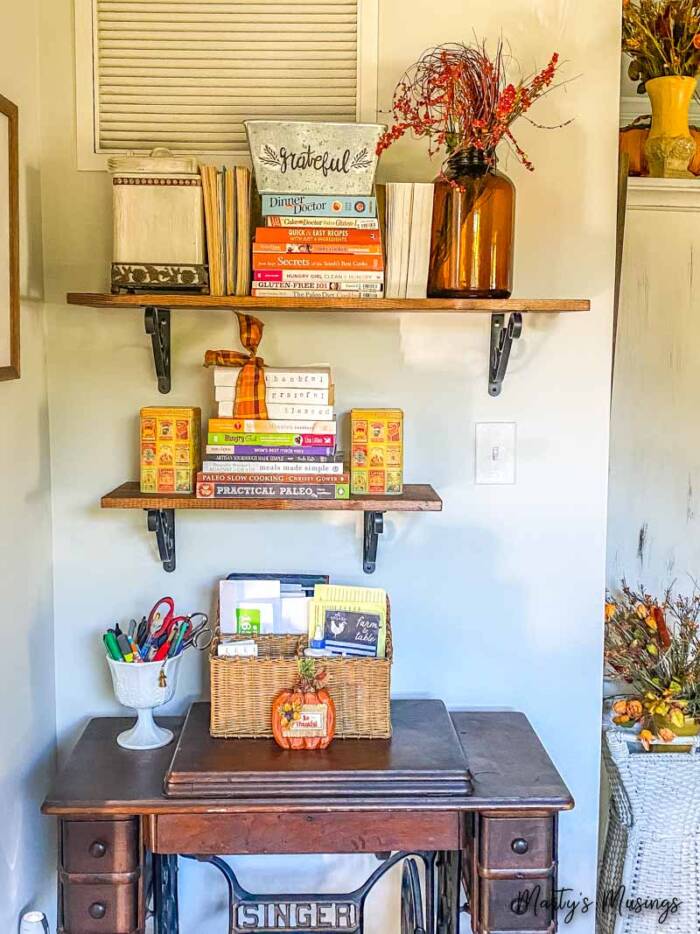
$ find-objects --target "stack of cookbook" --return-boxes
[196,364,349,501]
[251,194,384,298]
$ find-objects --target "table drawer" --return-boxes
[62,819,139,874]
[62,880,138,934]
[479,878,554,932]
[149,810,460,854]
[479,817,553,873]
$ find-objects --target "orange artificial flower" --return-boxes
[693,34,700,49]
[605,602,617,621]
[639,729,654,751]
[658,727,676,743]
[612,698,644,725]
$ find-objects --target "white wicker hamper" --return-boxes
[599,729,700,934]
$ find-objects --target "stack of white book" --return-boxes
[214,365,334,421]
[384,182,435,299]
[197,365,349,502]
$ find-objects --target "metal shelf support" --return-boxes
[147,508,176,572]
[363,511,385,574]
[144,306,171,394]
[489,312,523,396]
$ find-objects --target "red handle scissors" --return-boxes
[144,597,189,661]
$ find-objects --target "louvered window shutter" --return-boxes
[76,0,377,167]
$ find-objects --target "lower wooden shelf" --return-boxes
[102,482,442,573]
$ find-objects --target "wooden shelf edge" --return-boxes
[101,481,443,513]
[67,292,590,314]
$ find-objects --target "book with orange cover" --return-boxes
[255,227,381,245]
[252,253,384,272]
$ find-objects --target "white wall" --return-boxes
[38,0,619,930]
[0,0,56,929]
[608,180,700,596]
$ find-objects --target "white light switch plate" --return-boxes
[475,422,516,484]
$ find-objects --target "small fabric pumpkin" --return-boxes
[271,659,336,750]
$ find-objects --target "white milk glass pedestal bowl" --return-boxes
[107,655,182,749]
[20,912,49,934]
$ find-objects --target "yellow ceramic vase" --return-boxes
[645,76,698,178]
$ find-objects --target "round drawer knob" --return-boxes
[511,837,529,855]
[511,898,528,916]
[88,902,107,920]
[89,840,107,859]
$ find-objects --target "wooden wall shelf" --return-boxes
[102,481,442,573]
[67,292,589,314]
[66,292,590,396]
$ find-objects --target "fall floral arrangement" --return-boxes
[622,0,700,91]
[377,40,565,172]
[605,582,700,749]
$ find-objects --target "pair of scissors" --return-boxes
[143,597,190,661]
[178,612,212,652]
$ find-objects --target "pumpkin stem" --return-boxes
[295,657,328,692]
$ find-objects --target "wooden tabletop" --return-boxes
[165,700,471,799]
[43,705,572,816]
[451,711,574,810]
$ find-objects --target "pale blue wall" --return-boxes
[0,0,57,929]
[38,1,620,931]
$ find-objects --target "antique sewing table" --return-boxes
[43,700,572,934]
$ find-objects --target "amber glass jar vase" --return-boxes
[428,148,515,299]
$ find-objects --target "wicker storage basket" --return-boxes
[210,603,392,739]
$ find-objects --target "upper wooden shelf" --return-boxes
[102,481,442,574]
[67,292,590,314]
[66,291,590,396]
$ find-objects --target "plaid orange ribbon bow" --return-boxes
[203,313,268,419]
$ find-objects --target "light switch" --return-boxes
[475,422,516,484]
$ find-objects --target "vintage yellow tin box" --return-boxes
[140,406,201,494]
[350,408,403,495]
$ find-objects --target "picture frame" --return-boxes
[0,94,19,381]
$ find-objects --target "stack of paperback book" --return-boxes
[252,194,384,298]
[196,365,349,502]
[200,164,252,296]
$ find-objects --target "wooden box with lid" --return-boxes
[109,148,207,292]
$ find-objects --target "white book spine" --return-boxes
[202,460,345,475]
[217,402,334,420]
[213,367,330,388]
[406,183,435,300]
[215,385,332,404]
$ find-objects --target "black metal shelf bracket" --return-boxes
[144,306,171,394]
[363,511,385,574]
[147,508,176,572]
[489,312,523,397]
